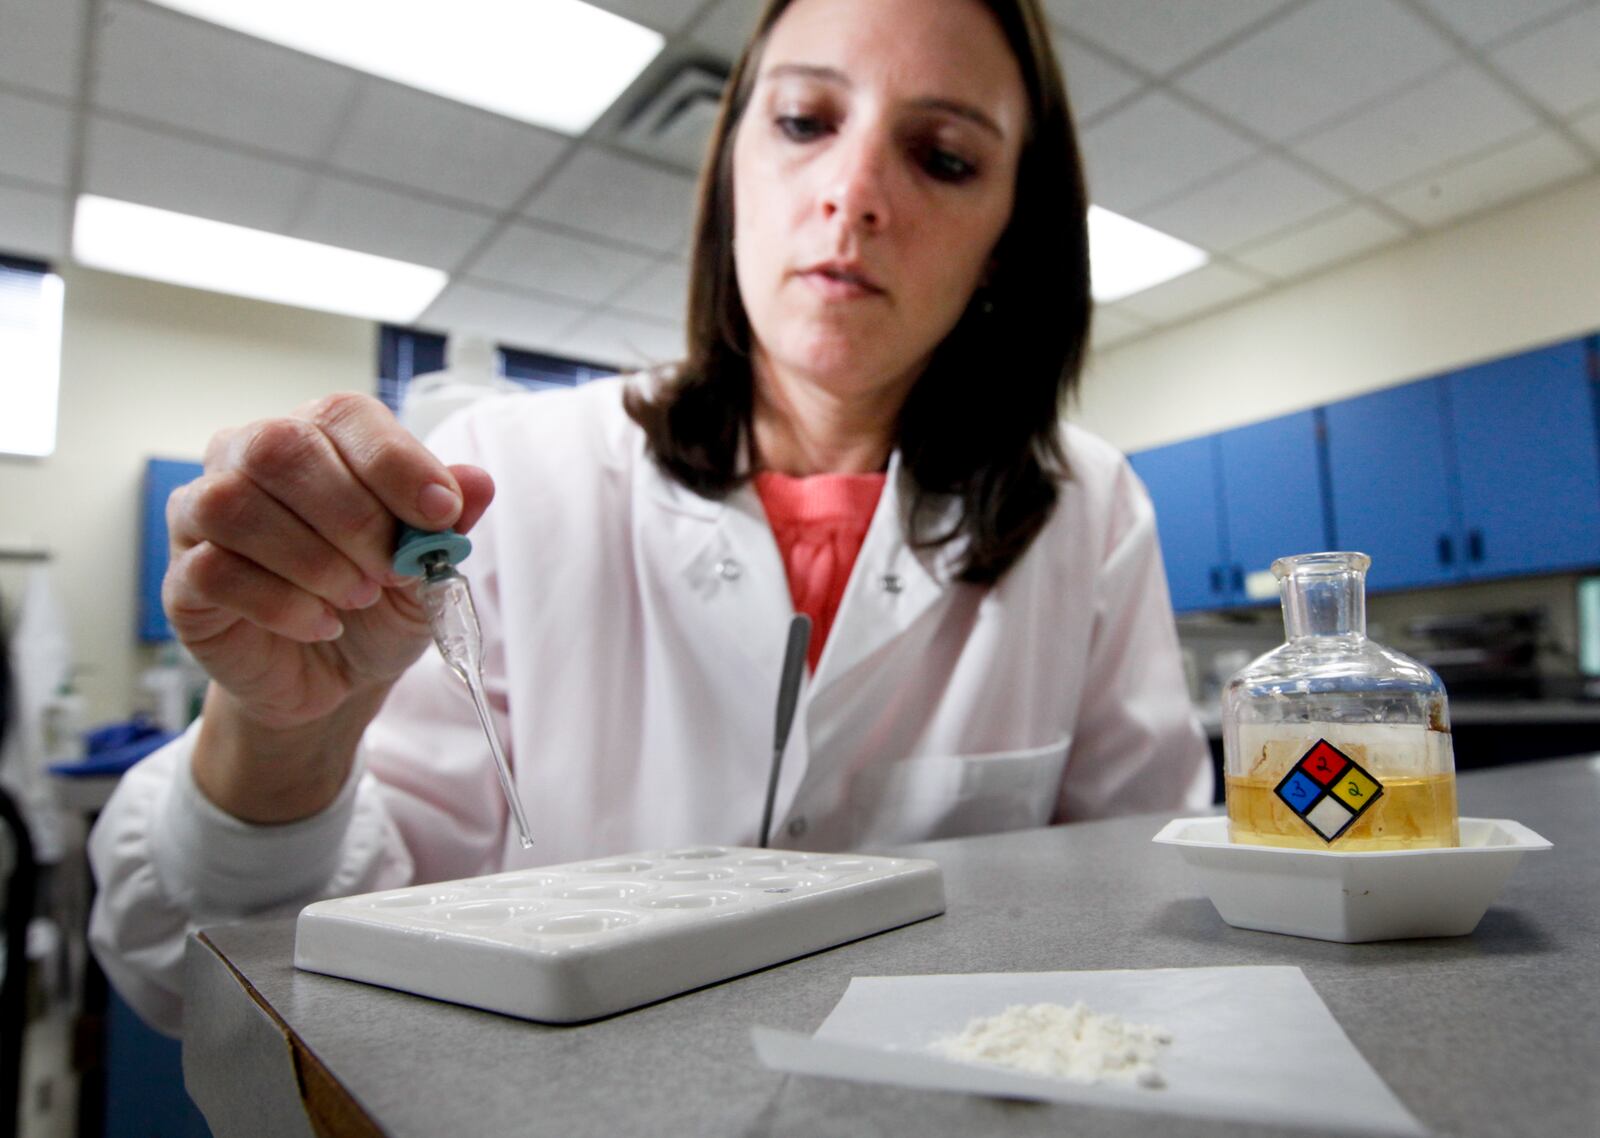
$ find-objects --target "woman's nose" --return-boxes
[820,134,891,232]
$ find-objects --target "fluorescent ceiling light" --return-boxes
[147,0,665,135]
[1088,205,1208,303]
[72,196,447,323]
[0,266,64,458]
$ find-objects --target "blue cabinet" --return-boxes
[1446,338,1600,578]
[1128,437,1225,612]
[1216,411,1329,591]
[1130,411,1330,611]
[1324,378,1460,592]
[1325,338,1600,591]
[106,988,213,1138]
[1133,334,1600,610]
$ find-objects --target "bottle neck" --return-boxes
[1281,569,1366,640]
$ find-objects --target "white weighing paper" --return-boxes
[753,966,1426,1135]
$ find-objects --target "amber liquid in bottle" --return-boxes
[1226,772,1460,850]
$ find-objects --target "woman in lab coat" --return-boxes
[89,0,1212,1033]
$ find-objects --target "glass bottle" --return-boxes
[1221,552,1459,851]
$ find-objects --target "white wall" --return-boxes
[1076,171,1600,454]
[0,265,373,723]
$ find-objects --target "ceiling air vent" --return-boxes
[615,62,728,172]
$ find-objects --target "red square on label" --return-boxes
[1299,740,1349,786]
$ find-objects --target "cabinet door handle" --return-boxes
[1468,529,1485,563]
[1231,564,1244,594]
[1438,535,1454,566]
[1209,566,1224,594]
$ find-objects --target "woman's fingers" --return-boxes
[168,471,381,613]
[293,392,466,525]
[215,407,398,586]
[168,394,499,661]
[209,393,454,586]
[161,393,495,731]
[164,541,344,646]
[448,463,496,534]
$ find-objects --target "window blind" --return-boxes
[377,325,615,411]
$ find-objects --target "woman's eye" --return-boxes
[918,145,977,184]
[776,114,829,142]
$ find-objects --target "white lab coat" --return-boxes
[89,377,1211,1033]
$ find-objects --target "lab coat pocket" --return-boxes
[853,734,1071,847]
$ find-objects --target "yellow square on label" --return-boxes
[1334,769,1381,808]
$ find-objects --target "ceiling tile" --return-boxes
[0,179,66,260]
[586,0,704,35]
[1293,64,1540,193]
[93,0,358,161]
[610,258,689,323]
[0,91,74,189]
[1382,130,1593,228]
[470,222,656,305]
[523,146,697,254]
[1381,129,1592,227]
[0,0,87,100]
[1413,0,1585,47]
[1051,33,1144,123]
[1488,5,1600,117]
[289,176,496,270]
[1139,155,1346,252]
[1088,305,1153,351]
[1175,0,1456,142]
[558,311,684,372]
[1079,91,1258,215]
[327,82,569,212]
[1109,261,1268,326]
[420,279,588,353]
[689,0,765,62]
[1041,0,1292,77]
[82,115,312,232]
[1230,203,1409,280]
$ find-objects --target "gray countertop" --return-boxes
[184,756,1600,1138]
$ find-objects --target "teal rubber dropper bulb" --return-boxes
[393,524,535,849]
[393,524,472,580]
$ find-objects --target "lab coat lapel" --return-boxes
[809,452,961,691]
[639,455,796,682]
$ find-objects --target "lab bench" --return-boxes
[181,756,1599,1138]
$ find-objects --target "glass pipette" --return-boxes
[393,526,535,849]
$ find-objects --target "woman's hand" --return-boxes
[164,393,494,821]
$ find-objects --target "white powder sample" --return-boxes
[929,1002,1173,1089]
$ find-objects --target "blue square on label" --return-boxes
[1276,771,1322,815]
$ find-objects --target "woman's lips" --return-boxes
[798,262,886,300]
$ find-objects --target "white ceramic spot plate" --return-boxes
[1153,816,1551,943]
[293,847,945,1023]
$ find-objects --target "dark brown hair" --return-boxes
[624,0,1091,584]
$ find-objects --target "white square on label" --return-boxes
[1307,796,1355,840]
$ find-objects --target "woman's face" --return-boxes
[731,0,1028,405]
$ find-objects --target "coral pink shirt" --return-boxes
[753,470,887,671]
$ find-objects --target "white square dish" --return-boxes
[1151,816,1551,942]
